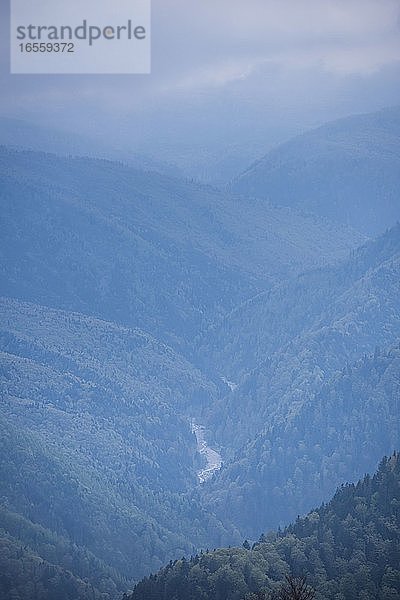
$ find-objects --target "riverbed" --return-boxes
[191,422,222,483]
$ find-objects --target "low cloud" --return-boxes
[0,0,399,142]
[151,0,400,88]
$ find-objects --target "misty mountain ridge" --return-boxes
[0,145,363,351]
[0,116,183,179]
[231,106,400,235]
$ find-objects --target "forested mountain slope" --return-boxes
[202,223,400,381]
[130,453,400,600]
[198,226,400,534]
[0,533,109,600]
[204,345,400,536]
[231,106,400,235]
[0,298,240,593]
[0,133,398,600]
[0,146,363,349]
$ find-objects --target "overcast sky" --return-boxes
[1,0,400,177]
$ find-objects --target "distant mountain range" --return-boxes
[0,117,182,179]
[0,146,362,350]
[231,106,400,235]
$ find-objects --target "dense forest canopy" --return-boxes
[130,454,400,600]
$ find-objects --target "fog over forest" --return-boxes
[1,1,400,599]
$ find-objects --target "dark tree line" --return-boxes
[130,454,400,600]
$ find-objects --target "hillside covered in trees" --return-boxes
[0,110,399,600]
[130,453,400,600]
[231,106,400,236]
[199,225,400,536]
[0,146,361,351]
[0,298,240,594]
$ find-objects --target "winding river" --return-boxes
[191,422,222,483]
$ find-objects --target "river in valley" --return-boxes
[191,422,222,483]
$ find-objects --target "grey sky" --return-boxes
[1,0,400,178]
[154,0,400,85]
